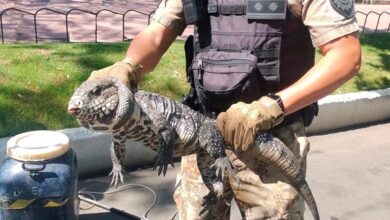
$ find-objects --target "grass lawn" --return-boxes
[0,33,389,138]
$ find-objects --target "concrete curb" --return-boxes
[0,128,157,178]
[1,88,389,177]
[307,88,390,134]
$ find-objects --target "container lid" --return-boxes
[7,130,70,161]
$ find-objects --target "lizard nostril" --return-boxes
[67,107,80,116]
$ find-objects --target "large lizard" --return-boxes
[68,77,319,219]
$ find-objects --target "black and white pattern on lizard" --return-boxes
[68,77,319,220]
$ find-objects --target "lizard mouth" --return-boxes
[67,107,80,116]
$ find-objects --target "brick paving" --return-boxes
[0,0,192,43]
[0,1,388,43]
[355,4,390,32]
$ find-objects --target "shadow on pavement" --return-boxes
[80,212,136,220]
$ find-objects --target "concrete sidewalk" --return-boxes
[78,121,390,220]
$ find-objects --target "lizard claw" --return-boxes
[200,191,217,216]
[109,164,125,188]
[153,143,174,176]
[210,157,238,183]
[153,155,174,176]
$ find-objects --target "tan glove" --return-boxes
[216,95,285,152]
[88,57,143,88]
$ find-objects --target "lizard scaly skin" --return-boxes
[68,77,319,219]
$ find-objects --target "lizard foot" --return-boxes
[211,157,238,183]
[153,145,175,176]
[199,191,217,216]
[109,164,125,188]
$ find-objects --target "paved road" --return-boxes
[78,121,390,220]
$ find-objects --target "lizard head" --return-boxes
[68,77,134,130]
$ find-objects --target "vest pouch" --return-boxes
[192,51,263,112]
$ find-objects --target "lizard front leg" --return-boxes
[109,136,127,188]
[197,121,237,215]
[198,121,236,181]
[196,149,231,216]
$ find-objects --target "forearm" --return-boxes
[125,22,178,74]
[277,33,361,115]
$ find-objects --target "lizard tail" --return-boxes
[296,179,320,220]
[254,132,320,220]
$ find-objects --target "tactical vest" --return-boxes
[182,0,317,123]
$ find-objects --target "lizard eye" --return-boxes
[91,87,101,95]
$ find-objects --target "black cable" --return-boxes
[78,183,158,220]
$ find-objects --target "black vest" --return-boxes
[182,0,316,120]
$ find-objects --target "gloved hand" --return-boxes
[88,57,143,88]
[216,95,285,152]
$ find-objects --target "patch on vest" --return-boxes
[247,0,287,20]
[329,0,354,18]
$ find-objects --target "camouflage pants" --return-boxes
[173,118,310,220]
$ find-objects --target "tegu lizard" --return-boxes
[68,77,319,219]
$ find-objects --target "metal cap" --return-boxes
[7,131,70,161]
